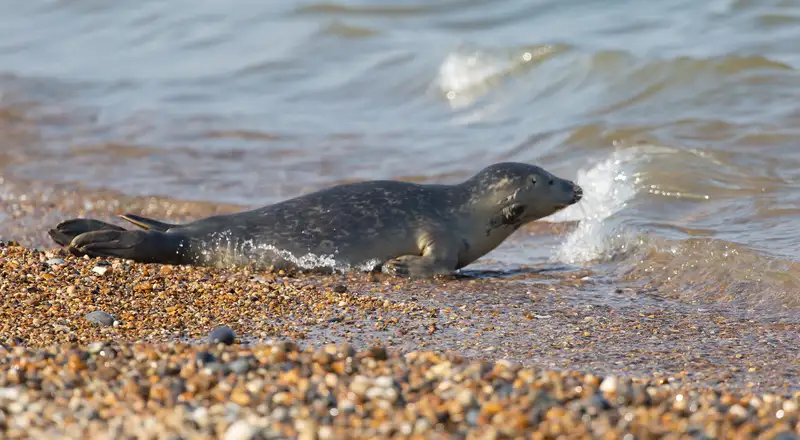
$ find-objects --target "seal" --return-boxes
[48,162,583,278]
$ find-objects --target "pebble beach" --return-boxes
[1,181,799,439]
[4,0,800,436]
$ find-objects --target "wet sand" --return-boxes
[1,180,799,438]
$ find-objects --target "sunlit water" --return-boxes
[1,0,800,318]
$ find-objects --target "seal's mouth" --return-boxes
[553,183,583,210]
[571,184,583,204]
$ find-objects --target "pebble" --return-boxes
[228,358,251,375]
[84,311,115,327]
[208,325,236,345]
[729,403,749,420]
[599,376,618,393]
[91,265,110,276]
[224,420,259,440]
[87,342,105,354]
[45,258,65,266]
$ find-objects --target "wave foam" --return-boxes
[197,230,381,273]
[545,146,646,264]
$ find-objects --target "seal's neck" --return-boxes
[455,173,515,216]
[451,176,527,265]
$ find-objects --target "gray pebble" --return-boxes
[208,325,236,345]
[195,351,217,365]
[271,406,290,422]
[228,359,251,375]
[84,311,115,327]
[45,258,66,266]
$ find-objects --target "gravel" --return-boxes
[0,340,797,439]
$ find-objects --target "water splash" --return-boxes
[195,229,382,273]
[545,146,648,265]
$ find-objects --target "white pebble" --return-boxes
[224,420,259,440]
[599,376,618,393]
[375,376,394,388]
[0,387,20,400]
[92,266,110,276]
[318,426,334,440]
[729,404,748,419]
[192,407,209,427]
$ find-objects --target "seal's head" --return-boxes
[464,162,583,231]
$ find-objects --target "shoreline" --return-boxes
[1,178,799,437]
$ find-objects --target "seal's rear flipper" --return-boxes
[119,213,178,232]
[48,219,128,247]
[69,229,188,265]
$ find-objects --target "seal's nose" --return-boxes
[571,183,583,203]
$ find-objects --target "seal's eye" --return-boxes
[531,177,537,186]
[548,179,554,186]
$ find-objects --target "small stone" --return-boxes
[230,388,251,406]
[45,258,65,266]
[374,376,394,388]
[773,432,799,440]
[457,390,477,408]
[208,325,236,345]
[599,376,618,393]
[366,346,387,361]
[224,420,259,440]
[85,311,115,327]
[333,285,347,293]
[87,342,105,354]
[91,265,110,276]
[192,407,210,427]
[195,351,217,365]
[296,419,318,440]
[0,387,21,400]
[728,404,748,421]
[271,406,290,422]
[228,359,251,375]
[587,394,611,415]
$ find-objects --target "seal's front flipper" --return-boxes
[381,255,457,278]
[69,229,188,265]
[119,213,178,232]
[48,219,127,247]
[382,234,461,278]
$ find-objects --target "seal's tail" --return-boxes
[48,219,127,247]
[49,219,188,264]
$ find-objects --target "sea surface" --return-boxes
[2,0,800,319]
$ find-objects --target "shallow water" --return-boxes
[1,0,800,318]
